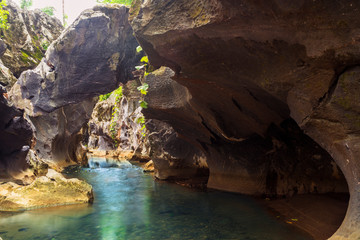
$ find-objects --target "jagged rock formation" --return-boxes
[0,169,93,211]
[0,39,33,182]
[87,80,150,161]
[11,4,140,168]
[144,66,347,194]
[145,67,208,181]
[131,0,360,238]
[0,85,33,180]
[15,4,139,114]
[0,0,63,80]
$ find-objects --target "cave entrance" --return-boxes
[262,119,349,240]
[205,117,349,239]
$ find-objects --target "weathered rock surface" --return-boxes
[146,119,208,181]
[0,86,33,180]
[11,4,140,168]
[16,4,139,114]
[1,0,63,79]
[144,67,346,195]
[143,159,154,172]
[144,67,208,180]
[0,39,17,91]
[0,169,93,211]
[88,80,150,161]
[131,0,360,238]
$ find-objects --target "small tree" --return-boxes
[41,6,55,16]
[96,0,133,6]
[0,0,9,30]
[20,0,32,10]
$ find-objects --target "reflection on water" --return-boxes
[0,157,312,240]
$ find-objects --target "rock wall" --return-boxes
[144,67,208,181]
[10,4,140,168]
[130,0,360,238]
[87,80,150,161]
[0,0,63,81]
[0,85,33,180]
[144,67,347,195]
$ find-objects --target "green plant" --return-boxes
[63,14,68,27]
[140,56,148,63]
[136,116,146,137]
[97,0,133,6]
[99,92,111,101]
[0,0,9,30]
[20,0,32,9]
[104,86,123,144]
[139,100,148,109]
[41,41,50,50]
[41,6,55,16]
[136,82,149,136]
[113,86,123,103]
[137,82,148,95]
[136,45,142,53]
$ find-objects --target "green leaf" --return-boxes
[140,56,148,63]
[136,45,143,53]
[136,116,145,124]
[41,6,55,16]
[137,83,149,95]
[97,0,133,6]
[135,65,145,70]
[139,100,148,109]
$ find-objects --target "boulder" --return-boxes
[0,169,93,211]
[131,1,360,238]
[143,160,154,172]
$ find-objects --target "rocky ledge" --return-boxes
[0,169,93,211]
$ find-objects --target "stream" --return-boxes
[0,157,312,240]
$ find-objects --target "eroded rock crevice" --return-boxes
[291,66,360,239]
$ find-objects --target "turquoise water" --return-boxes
[0,157,312,240]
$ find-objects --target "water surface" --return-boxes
[0,157,312,240]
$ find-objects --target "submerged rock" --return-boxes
[0,169,93,211]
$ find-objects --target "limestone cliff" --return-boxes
[130,0,360,238]
[0,0,63,84]
[87,80,150,161]
[10,4,140,168]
